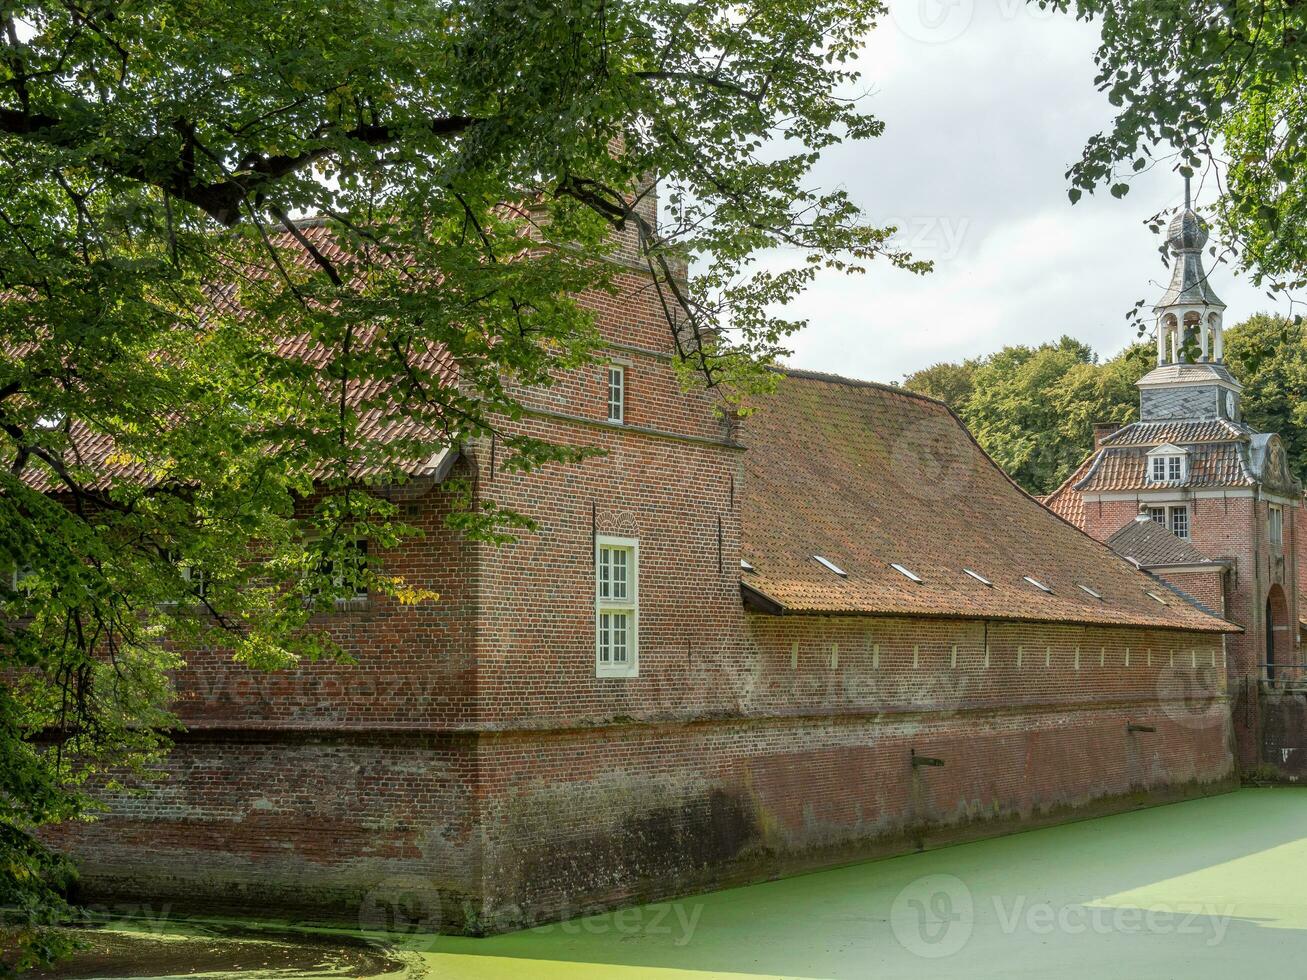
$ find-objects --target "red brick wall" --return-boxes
[471,614,1233,929]
[48,211,1239,931]
[1156,568,1226,618]
[168,473,481,731]
[1077,486,1307,765]
[45,732,482,924]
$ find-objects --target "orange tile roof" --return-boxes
[739,370,1235,634]
[1042,453,1093,526]
[17,223,458,493]
[1073,444,1254,492]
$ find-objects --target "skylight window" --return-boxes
[963,568,992,586]
[1146,591,1168,605]
[813,555,847,577]
[1078,585,1104,600]
[1024,576,1053,594]
[740,558,756,573]
[890,563,922,583]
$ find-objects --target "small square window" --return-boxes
[607,366,625,424]
[310,539,369,606]
[1150,453,1185,483]
[165,550,208,603]
[1147,506,1166,526]
[10,564,34,593]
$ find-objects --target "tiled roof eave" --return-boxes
[739,593,1239,634]
[1071,451,1106,492]
[1137,560,1230,571]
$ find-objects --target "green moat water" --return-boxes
[37,788,1307,978]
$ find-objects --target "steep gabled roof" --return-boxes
[15,224,459,493]
[1106,517,1220,568]
[1042,453,1094,526]
[739,370,1235,634]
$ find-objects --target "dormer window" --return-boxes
[1149,454,1184,482]
[1147,444,1188,484]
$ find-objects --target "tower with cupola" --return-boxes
[1043,180,1304,767]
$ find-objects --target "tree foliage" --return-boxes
[908,318,1307,496]
[1049,0,1307,297]
[1224,314,1307,480]
[905,338,1153,495]
[0,0,920,968]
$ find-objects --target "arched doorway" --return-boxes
[1266,584,1289,682]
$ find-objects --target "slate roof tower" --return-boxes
[1044,181,1304,768]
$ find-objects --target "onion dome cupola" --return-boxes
[1138,178,1242,423]
[1153,176,1227,365]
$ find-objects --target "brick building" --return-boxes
[1044,182,1302,767]
[49,193,1240,933]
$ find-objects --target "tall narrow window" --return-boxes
[596,535,638,677]
[1270,505,1284,548]
[607,365,625,424]
[1169,506,1189,540]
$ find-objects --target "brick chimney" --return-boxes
[1093,421,1123,449]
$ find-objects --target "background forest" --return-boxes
[901,315,1307,497]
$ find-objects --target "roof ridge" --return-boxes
[1044,450,1094,503]
[776,366,951,409]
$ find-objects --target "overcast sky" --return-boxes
[776,0,1289,384]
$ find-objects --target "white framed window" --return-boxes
[308,538,369,607]
[1149,454,1185,483]
[164,550,208,604]
[1148,504,1190,540]
[1270,504,1284,548]
[595,535,638,677]
[10,563,34,593]
[1169,505,1189,540]
[606,365,625,424]
[1147,445,1188,484]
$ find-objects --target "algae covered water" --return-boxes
[35,789,1307,979]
